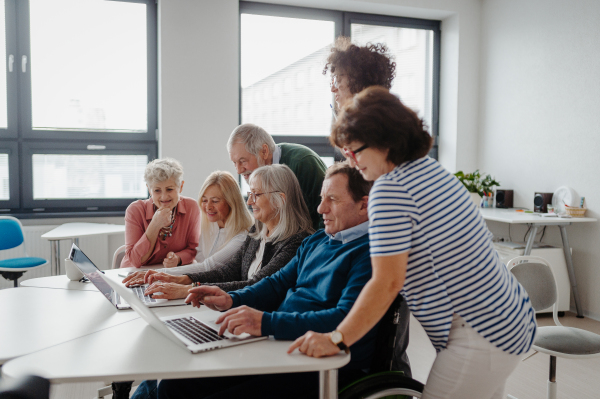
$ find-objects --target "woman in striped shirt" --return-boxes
[290,86,536,399]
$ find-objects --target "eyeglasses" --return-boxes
[342,144,369,164]
[247,191,281,203]
[330,74,345,89]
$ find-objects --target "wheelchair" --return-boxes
[338,295,424,399]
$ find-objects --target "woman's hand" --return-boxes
[287,331,340,357]
[185,285,233,311]
[144,281,190,300]
[145,271,190,285]
[163,252,180,268]
[122,270,147,287]
[215,306,263,336]
[150,206,172,230]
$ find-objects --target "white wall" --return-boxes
[479,0,600,318]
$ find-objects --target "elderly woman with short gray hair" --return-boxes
[142,164,313,298]
[121,158,200,268]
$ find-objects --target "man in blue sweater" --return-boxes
[153,162,408,399]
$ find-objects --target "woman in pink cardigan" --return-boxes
[121,158,200,268]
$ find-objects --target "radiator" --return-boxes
[0,225,111,289]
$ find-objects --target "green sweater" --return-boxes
[278,143,326,230]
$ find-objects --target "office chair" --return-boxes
[0,216,48,288]
[0,375,50,399]
[507,256,600,399]
[112,245,127,269]
[338,295,424,399]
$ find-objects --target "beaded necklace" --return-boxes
[155,205,177,240]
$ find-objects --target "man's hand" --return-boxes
[143,281,190,300]
[163,252,180,268]
[215,306,263,336]
[145,271,188,285]
[287,331,341,357]
[185,285,233,311]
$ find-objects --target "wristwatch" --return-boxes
[330,330,350,354]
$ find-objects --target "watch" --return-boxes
[330,330,350,354]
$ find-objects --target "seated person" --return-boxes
[135,164,314,300]
[146,162,410,399]
[123,171,253,286]
[228,123,326,230]
[121,158,200,268]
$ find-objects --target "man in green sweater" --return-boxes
[227,123,326,230]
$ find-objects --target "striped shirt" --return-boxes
[368,156,536,354]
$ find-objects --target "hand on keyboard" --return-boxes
[144,281,191,300]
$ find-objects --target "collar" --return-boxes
[272,146,282,165]
[329,221,369,244]
[144,197,187,221]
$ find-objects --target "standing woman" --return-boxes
[121,158,200,268]
[290,87,536,399]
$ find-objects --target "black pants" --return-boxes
[155,369,366,399]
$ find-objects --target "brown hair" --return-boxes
[323,36,395,95]
[330,86,433,166]
[325,161,373,202]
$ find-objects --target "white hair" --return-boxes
[226,123,276,161]
[144,158,184,187]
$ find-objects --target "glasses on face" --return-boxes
[343,144,369,164]
[247,191,281,203]
[330,74,345,89]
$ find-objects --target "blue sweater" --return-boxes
[230,229,377,369]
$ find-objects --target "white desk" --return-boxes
[20,267,157,291]
[1,307,349,399]
[480,208,597,317]
[41,223,125,276]
[0,287,140,365]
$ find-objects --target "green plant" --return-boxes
[454,170,500,197]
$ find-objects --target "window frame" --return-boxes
[0,0,158,218]
[239,2,441,160]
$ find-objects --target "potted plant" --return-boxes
[454,170,500,206]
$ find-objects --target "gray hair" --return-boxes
[249,164,314,243]
[144,158,184,187]
[227,123,276,164]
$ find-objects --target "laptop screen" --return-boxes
[69,244,113,303]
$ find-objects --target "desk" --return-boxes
[41,223,125,276]
[1,307,349,399]
[20,267,157,291]
[480,208,597,317]
[0,287,139,365]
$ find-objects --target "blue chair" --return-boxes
[0,216,48,288]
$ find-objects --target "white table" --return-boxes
[480,208,597,317]
[1,307,349,399]
[20,267,157,291]
[41,223,125,276]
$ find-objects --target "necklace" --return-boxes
[156,205,177,240]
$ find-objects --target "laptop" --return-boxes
[68,243,188,310]
[99,272,268,353]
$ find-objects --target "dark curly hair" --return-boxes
[330,86,432,166]
[323,36,396,94]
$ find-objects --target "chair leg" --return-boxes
[547,355,557,399]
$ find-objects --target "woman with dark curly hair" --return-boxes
[324,36,395,110]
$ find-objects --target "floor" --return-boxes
[45,312,600,398]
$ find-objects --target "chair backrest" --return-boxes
[507,255,561,325]
[112,245,127,269]
[0,216,25,251]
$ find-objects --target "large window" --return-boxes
[0,0,157,217]
[240,3,440,161]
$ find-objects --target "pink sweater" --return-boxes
[121,196,200,268]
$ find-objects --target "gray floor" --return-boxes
[48,312,600,399]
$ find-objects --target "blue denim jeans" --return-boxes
[131,379,157,399]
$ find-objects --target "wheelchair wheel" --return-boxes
[338,371,424,399]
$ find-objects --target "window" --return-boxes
[1,0,157,217]
[240,3,440,161]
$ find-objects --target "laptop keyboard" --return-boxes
[129,284,156,303]
[164,317,227,345]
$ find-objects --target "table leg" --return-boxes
[319,369,338,399]
[523,225,539,255]
[50,240,61,276]
[558,225,584,318]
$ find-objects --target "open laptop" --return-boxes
[68,243,188,310]
[99,272,268,353]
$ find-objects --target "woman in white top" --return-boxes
[123,171,253,287]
